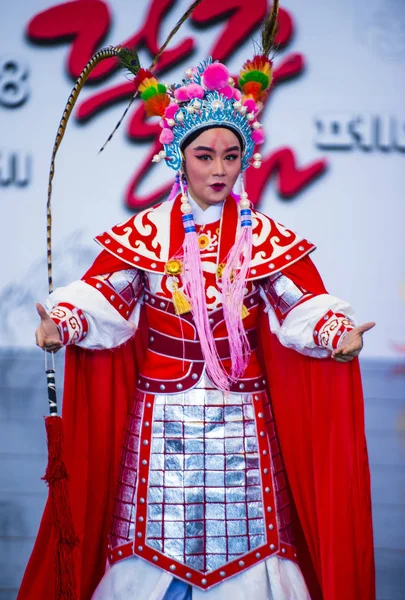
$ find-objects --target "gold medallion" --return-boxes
[165,259,183,275]
[197,234,210,250]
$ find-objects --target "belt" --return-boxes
[147,328,257,362]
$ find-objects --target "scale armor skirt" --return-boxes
[108,374,299,591]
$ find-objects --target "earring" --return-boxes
[179,171,192,214]
[239,176,251,212]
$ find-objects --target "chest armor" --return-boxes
[96,195,315,392]
[138,218,265,393]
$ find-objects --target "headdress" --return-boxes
[45,0,280,391]
[144,55,275,171]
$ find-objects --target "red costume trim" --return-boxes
[314,310,355,351]
[94,195,316,280]
[49,302,88,345]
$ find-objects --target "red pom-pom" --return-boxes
[144,94,170,117]
[133,68,153,91]
[241,81,262,99]
[203,63,229,91]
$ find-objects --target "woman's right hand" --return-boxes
[35,303,63,353]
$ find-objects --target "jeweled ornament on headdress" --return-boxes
[138,54,275,172]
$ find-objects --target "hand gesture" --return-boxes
[331,321,375,363]
[35,303,63,353]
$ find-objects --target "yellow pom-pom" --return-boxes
[138,77,159,94]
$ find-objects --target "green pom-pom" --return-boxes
[239,70,270,90]
[141,87,159,101]
[141,83,167,101]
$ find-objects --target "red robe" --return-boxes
[18,253,375,600]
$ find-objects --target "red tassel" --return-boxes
[43,416,79,599]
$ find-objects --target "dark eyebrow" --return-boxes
[193,145,241,152]
[193,146,214,152]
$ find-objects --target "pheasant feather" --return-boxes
[99,0,204,153]
[261,0,279,57]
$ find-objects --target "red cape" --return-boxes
[18,253,375,599]
[259,316,375,600]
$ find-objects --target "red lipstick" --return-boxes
[210,183,225,192]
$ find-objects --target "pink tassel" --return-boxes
[221,198,253,379]
[181,212,231,390]
[167,174,181,201]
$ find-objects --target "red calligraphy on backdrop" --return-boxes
[26,0,327,211]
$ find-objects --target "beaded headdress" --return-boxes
[137,53,275,172]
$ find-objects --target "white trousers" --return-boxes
[92,555,311,600]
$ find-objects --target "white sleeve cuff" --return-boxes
[264,293,356,358]
[44,280,140,349]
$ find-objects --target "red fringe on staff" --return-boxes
[42,415,79,599]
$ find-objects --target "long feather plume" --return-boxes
[46,2,203,290]
[46,46,140,293]
[150,0,203,70]
[98,0,203,154]
[261,0,279,57]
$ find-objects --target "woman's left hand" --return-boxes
[331,321,376,363]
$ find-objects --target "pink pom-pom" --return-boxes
[243,98,258,113]
[220,85,234,99]
[165,102,179,119]
[202,63,229,91]
[232,88,242,101]
[251,128,265,145]
[186,83,204,99]
[159,128,175,145]
[174,86,189,101]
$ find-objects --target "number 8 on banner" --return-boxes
[0,56,29,107]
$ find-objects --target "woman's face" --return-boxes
[183,128,242,210]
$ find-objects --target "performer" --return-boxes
[19,5,376,600]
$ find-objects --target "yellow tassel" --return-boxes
[173,287,192,315]
[241,304,250,319]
